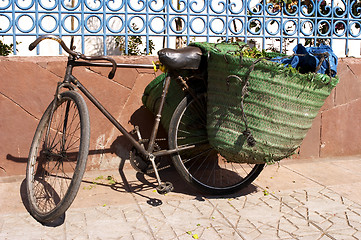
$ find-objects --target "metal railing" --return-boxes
[0,0,360,56]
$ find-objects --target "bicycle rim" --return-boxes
[26,91,89,222]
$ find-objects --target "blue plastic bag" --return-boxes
[271,44,338,77]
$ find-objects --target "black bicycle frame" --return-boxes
[59,56,192,160]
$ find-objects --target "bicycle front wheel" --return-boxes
[168,94,264,195]
[26,90,90,223]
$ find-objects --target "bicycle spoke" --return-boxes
[47,102,66,151]
[170,94,264,194]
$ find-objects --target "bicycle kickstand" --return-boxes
[148,155,173,194]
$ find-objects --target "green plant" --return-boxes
[107,175,116,185]
[115,23,155,55]
[0,35,14,56]
[0,41,14,56]
[241,46,267,58]
[95,175,104,180]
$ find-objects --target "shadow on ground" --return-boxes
[17,105,260,227]
[20,179,66,227]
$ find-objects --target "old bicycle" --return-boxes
[25,35,265,223]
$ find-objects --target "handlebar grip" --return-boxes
[108,71,115,79]
[28,35,77,57]
[29,35,55,51]
[29,35,117,78]
[29,42,36,51]
[81,55,117,79]
[105,57,117,79]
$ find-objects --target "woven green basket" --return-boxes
[191,42,339,164]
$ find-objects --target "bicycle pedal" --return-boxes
[156,182,173,195]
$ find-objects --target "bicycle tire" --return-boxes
[26,90,90,223]
[168,94,265,195]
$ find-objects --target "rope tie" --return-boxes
[226,74,255,147]
[242,129,256,147]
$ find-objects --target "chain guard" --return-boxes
[130,147,164,175]
[129,148,173,175]
[129,148,150,174]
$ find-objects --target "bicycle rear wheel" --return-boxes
[168,94,264,195]
[26,90,90,223]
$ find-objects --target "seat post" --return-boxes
[147,73,172,153]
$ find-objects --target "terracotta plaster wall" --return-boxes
[0,55,161,176]
[1,56,360,176]
[295,58,361,159]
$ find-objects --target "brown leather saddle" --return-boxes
[158,46,203,70]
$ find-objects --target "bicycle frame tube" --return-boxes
[72,76,150,157]
[73,61,156,70]
[147,74,171,153]
[63,58,170,159]
[60,57,195,160]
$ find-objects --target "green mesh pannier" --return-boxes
[191,42,339,164]
[142,73,185,132]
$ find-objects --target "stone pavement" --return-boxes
[1,156,361,240]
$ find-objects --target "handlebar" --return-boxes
[29,35,117,79]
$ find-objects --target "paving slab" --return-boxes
[1,157,361,239]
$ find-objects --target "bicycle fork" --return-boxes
[44,82,74,151]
